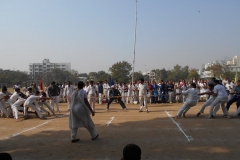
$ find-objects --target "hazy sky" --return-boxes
[1,0,240,74]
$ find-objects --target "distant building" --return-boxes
[29,59,71,77]
[226,56,240,72]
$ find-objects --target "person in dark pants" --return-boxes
[226,80,240,111]
[160,80,166,103]
[106,85,127,110]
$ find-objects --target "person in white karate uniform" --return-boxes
[208,80,230,119]
[8,88,22,116]
[196,83,220,117]
[175,83,199,118]
[11,92,27,120]
[24,91,51,119]
[138,79,148,113]
[64,81,75,111]
[37,92,54,115]
[69,81,98,143]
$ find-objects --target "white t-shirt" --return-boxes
[86,85,97,96]
[24,95,40,105]
[182,88,199,102]
[8,92,20,103]
[213,84,228,99]
[138,83,147,96]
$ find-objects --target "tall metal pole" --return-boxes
[132,0,138,84]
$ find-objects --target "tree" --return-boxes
[188,68,199,80]
[109,61,132,83]
[130,72,144,82]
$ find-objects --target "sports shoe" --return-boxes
[196,113,201,117]
[139,110,143,112]
[71,139,80,143]
[92,134,99,140]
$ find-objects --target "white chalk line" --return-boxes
[106,117,115,126]
[165,110,193,142]
[5,113,69,139]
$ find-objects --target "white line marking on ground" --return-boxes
[106,117,115,126]
[165,110,193,142]
[6,113,69,139]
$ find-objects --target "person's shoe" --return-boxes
[227,115,231,119]
[40,117,47,120]
[123,108,127,110]
[174,116,180,119]
[196,113,201,117]
[92,134,99,140]
[183,112,186,117]
[170,102,172,104]
[106,108,109,111]
[146,110,149,113]
[208,115,214,119]
[71,139,80,143]
[139,110,143,112]
[223,114,227,118]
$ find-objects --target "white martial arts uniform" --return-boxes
[103,83,109,98]
[0,92,9,116]
[69,89,98,140]
[209,84,230,118]
[176,88,198,117]
[12,98,25,119]
[139,83,148,112]
[38,97,54,115]
[23,95,43,118]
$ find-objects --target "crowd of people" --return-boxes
[0,77,240,120]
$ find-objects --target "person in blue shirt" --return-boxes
[152,81,159,103]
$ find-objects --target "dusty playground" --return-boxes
[1,101,240,160]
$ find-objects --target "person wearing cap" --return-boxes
[121,144,141,160]
[47,81,60,113]
[107,85,127,110]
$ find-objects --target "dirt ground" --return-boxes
[1,101,240,160]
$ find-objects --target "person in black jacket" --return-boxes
[106,85,127,110]
[47,81,60,113]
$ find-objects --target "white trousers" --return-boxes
[88,95,96,112]
[50,96,59,112]
[67,96,72,109]
[233,107,240,117]
[71,126,98,140]
[199,97,219,115]
[122,92,128,103]
[12,99,25,119]
[168,91,174,102]
[99,93,102,104]
[177,100,197,117]
[0,102,8,116]
[103,89,108,98]
[38,102,54,114]
[139,95,148,111]
[127,91,133,104]
[209,97,229,117]
[24,103,43,118]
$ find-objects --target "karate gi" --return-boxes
[176,88,198,117]
[209,84,230,118]
[23,95,43,118]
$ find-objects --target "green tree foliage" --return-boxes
[188,68,200,80]
[0,69,30,87]
[109,61,132,83]
[129,72,144,82]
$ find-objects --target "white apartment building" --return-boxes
[29,59,71,77]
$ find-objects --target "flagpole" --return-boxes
[132,0,138,84]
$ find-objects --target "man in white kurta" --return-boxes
[175,83,199,118]
[208,80,230,119]
[69,81,98,143]
[138,79,148,113]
